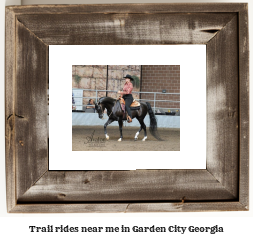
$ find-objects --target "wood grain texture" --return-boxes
[206,16,239,198]
[5,7,17,212]
[126,202,247,213]
[10,202,247,213]
[15,20,48,200]
[7,3,246,15]
[16,13,236,45]
[18,170,236,202]
[238,4,249,208]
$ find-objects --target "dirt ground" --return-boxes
[72,126,180,151]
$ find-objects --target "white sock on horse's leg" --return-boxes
[142,136,147,141]
[135,131,139,139]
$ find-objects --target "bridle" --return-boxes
[107,100,117,118]
[97,100,117,119]
[108,110,113,118]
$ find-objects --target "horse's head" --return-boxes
[95,102,104,119]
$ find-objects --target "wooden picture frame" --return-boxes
[5,3,249,213]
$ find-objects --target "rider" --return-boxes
[118,74,134,123]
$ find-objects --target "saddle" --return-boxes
[119,97,140,107]
[118,96,140,122]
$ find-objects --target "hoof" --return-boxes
[134,138,138,141]
[118,138,122,142]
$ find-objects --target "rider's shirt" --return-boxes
[123,82,133,94]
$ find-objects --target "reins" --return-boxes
[104,99,117,118]
[108,110,113,117]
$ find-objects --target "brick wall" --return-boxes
[141,65,180,111]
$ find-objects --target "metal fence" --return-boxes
[72,88,180,113]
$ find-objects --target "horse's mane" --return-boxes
[98,97,116,105]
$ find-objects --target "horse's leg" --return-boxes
[140,106,148,141]
[141,121,147,141]
[134,119,142,141]
[118,119,123,141]
[135,117,147,141]
[104,118,113,140]
[134,126,142,141]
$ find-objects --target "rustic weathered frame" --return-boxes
[5,4,249,213]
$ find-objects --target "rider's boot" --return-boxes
[127,115,132,123]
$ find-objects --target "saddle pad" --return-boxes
[121,103,125,112]
[130,106,140,110]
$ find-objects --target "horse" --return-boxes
[95,97,162,141]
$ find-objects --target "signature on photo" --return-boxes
[84,130,106,147]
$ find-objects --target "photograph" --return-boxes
[49,44,205,170]
[72,65,180,151]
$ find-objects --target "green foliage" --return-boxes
[74,75,81,87]
[132,75,140,88]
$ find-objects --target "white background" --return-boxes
[49,45,206,170]
[1,0,252,237]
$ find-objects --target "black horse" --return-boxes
[95,97,162,141]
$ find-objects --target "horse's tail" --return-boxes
[145,102,163,141]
